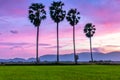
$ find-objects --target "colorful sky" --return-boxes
[0,0,120,59]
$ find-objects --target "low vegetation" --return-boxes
[0,65,120,80]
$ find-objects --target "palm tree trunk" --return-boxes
[57,22,59,63]
[90,37,93,62]
[73,26,77,64]
[36,26,40,63]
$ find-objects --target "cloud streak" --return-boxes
[10,30,18,34]
[0,42,51,49]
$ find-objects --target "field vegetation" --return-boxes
[0,65,120,80]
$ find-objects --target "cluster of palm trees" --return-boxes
[28,1,96,64]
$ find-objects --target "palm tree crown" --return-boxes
[84,23,96,38]
[66,9,80,26]
[29,3,46,27]
[50,1,66,23]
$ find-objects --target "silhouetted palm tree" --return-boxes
[66,9,80,64]
[49,1,66,63]
[84,23,96,62]
[28,3,46,63]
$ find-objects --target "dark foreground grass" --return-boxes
[0,65,120,80]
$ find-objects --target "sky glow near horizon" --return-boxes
[0,0,120,59]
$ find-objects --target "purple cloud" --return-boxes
[45,44,68,49]
[0,42,31,46]
[39,43,51,46]
[0,42,51,47]
[10,30,18,34]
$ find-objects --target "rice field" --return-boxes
[0,65,120,80]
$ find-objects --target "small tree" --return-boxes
[84,23,96,62]
[75,54,79,62]
[28,3,46,63]
[66,9,80,64]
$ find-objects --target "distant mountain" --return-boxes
[27,58,36,62]
[0,51,120,62]
[40,54,74,61]
[40,52,120,61]
[93,51,120,61]
[0,58,26,62]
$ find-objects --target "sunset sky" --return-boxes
[0,0,120,59]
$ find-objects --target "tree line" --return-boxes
[28,1,96,64]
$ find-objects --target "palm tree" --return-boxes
[84,23,96,62]
[49,1,66,63]
[28,3,46,63]
[66,9,80,64]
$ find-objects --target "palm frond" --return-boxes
[28,3,46,27]
[84,23,96,38]
[66,9,80,26]
[49,1,66,23]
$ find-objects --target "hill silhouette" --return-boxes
[0,51,120,62]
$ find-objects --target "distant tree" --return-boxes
[49,1,66,63]
[28,3,46,63]
[75,54,79,62]
[84,23,96,62]
[66,9,80,64]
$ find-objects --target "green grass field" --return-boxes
[0,65,120,80]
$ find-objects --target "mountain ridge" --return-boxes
[0,51,120,62]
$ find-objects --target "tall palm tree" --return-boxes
[66,9,80,64]
[84,23,96,62]
[49,1,66,63]
[28,3,46,63]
